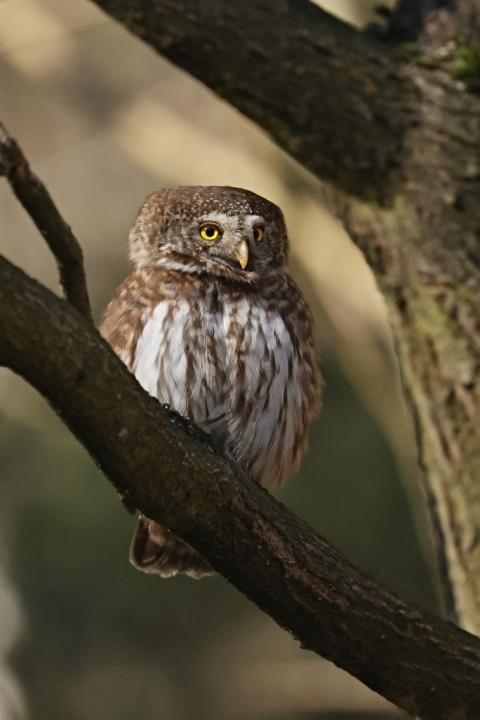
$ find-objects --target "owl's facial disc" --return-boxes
[129,187,288,278]
[196,213,268,272]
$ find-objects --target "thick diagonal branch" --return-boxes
[0,123,91,321]
[1,253,480,720]
[88,0,415,203]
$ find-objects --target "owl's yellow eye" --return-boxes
[254,226,265,243]
[199,223,221,241]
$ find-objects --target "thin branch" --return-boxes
[0,253,479,720]
[87,0,416,204]
[0,123,92,321]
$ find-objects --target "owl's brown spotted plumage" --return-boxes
[101,186,321,578]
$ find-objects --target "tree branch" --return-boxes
[0,123,91,321]
[87,0,416,204]
[84,0,480,632]
[1,253,480,720]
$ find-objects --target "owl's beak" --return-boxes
[234,239,249,270]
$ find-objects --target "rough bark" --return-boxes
[334,3,480,632]
[89,0,415,203]
[336,66,480,632]
[1,254,480,720]
[87,0,480,634]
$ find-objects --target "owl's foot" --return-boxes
[129,515,215,579]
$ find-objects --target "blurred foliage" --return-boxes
[452,42,480,92]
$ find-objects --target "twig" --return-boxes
[0,122,92,321]
[0,253,479,720]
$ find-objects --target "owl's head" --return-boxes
[128,186,289,281]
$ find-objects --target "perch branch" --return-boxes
[0,253,480,720]
[0,123,91,321]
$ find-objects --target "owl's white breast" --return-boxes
[132,291,307,488]
[222,296,305,486]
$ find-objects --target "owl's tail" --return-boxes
[129,515,214,579]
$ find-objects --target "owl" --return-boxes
[101,186,321,578]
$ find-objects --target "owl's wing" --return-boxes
[260,275,321,488]
[99,271,159,371]
[282,275,322,420]
[100,271,215,579]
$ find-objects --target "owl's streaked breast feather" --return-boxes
[101,266,320,490]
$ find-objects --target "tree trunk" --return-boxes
[337,67,480,627]
[336,6,480,631]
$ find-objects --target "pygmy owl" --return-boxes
[101,186,321,578]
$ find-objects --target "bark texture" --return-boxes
[88,0,480,634]
[1,254,480,720]
[339,68,480,631]
[90,0,414,203]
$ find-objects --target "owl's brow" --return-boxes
[198,212,265,226]
[244,215,265,228]
[197,212,234,224]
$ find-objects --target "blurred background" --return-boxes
[0,1,438,719]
